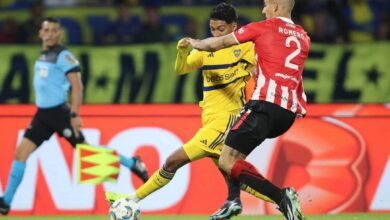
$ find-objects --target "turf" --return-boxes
[4,213,390,220]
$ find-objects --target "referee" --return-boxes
[0,17,148,216]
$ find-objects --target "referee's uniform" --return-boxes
[25,45,85,147]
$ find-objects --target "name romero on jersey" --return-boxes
[278,27,305,40]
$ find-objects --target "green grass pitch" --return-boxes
[4,213,390,220]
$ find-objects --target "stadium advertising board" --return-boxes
[0,104,390,216]
[0,43,390,104]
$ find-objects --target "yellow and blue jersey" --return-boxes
[175,40,256,117]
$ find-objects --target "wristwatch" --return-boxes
[70,112,78,118]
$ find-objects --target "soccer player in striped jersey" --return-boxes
[189,0,310,220]
[106,3,270,220]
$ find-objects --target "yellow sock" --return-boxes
[241,184,276,204]
[135,167,175,200]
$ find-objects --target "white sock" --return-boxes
[130,193,141,202]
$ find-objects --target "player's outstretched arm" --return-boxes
[189,33,238,52]
[175,38,202,75]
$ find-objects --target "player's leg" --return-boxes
[220,101,304,220]
[132,147,190,201]
[210,154,276,220]
[127,116,234,204]
[0,138,37,216]
[240,184,276,204]
[219,103,285,205]
[221,145,306,220]
[219,145,282,204]
[106,146,191,204]
[127,156,149,183]
[212,158,241,202]
[209,158,242,220]
[106,119,230,204]
[1,111,53,215]
[55,104,149,182]
[187,113,244,220]
[214,156,276,203]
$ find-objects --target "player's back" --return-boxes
[235,17,310,115]
[255,18,310,82]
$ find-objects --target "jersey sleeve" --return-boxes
[233,22,261,44]
[241,42,257,66]
[57,50,81,75]
[174,47,203,75]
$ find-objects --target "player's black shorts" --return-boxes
[24,103,85,148]
[225,100,296,156]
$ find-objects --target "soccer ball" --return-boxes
[109,198,141,220]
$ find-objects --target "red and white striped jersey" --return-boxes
[233,17,310,115]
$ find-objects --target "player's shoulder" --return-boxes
[235,21,266,38]
[260,18,280,27]
[190,48,205,57]
[273,18,310,37]
[39,45,68,63]
[56,46,79,65]
[57,45,75,57]
[235,41,254,51]
[51,45,68,56]
[272,17,306,31]
[242,20,266,30]
[292,23,311,42]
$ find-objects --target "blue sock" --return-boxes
[3,160,26,205]
[119,155,135,169]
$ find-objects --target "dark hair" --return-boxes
[210,2,238,24]
[42,17,60,24]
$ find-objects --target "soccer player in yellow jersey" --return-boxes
[106,3,263,219]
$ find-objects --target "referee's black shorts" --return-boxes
[24,103,85,148]
[225,100,296,156]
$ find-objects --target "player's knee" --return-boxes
[14,145,31,162]
[218,156,233,175]
[164,155,184,172]
[14,137,38,161]
[163,147,190,172]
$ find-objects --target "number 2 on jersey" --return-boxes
[284,36,301,70]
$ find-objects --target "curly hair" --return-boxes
[209,2,238,24]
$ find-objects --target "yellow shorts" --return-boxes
[183,111,239,161]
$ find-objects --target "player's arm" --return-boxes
[175,38,202,75]
[67,72,83,115]
[58,50,84,138]
[189,33,238,52]
[67,72,83,137]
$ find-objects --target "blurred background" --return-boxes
[0,0,389,104]
[1,0,390,218]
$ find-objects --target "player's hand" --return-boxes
[178,38,191,48]
[71,116,82,138]
[188,38,197,47]
[188,38,203,50]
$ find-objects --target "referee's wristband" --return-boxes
[70,112,79,118]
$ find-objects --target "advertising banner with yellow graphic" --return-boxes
[76,144,120,184]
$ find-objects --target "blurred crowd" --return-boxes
[293,0,390,43]
[0,0,389,45]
